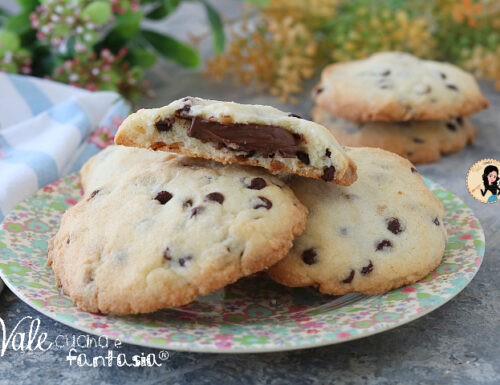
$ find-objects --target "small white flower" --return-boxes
[84,33,93,42]
[69,74,79,82]
[76,26,84,34]
[74,42,86,52]
[55,5,64,13]
[91,68,100,76]
[3,51,13,63]
[66,16,75,25]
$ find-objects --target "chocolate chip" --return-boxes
[321,166,336,181]
[179,256,192,267]
[340,227,348,236]
[155,191,173,205]
[446,122,457,131]
[433,217,440,226]
[407,151,414,157]
[254,196,272,210]
[447,84,458,91]
[302,248,317,265]
[155,118,174,132]
[325,149,331,158]
[376,239,392,251]
[315,87,323,95]
[440,72,447,79]
[183,199,193,208]
[175,105,191,117]
[382,69,391,76]
[66,237,70,245]
[249,177,267,190]
[190,206,205,217]
[377,78,391,89]
[292,133,303,141]
[89,189,100,199]
[296,151,310,165]
[243,150,256,158]
[411,167,418,173]
[361,260,373,275]
[164,247,172,261]
[456,117,464,126]
[342,270,355,284]
[413,138,425,144]
[387,218,403,234]
[205,192,224,204]
[288,113,303,119]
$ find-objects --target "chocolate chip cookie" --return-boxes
[313,52,488,121]
[313,107,477,164]
[114,96,357,186]
[48,156,308,314]
[80,145,178,195]
[268,147,447,295]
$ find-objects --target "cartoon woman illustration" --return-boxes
[473,165,500,203]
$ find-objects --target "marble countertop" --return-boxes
[1,2,500,384]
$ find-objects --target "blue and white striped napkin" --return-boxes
[0,73,130,222]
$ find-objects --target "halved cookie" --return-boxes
[114,97,357,186]
[268,147,447,295]
[49,156,308,314]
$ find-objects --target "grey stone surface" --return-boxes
[1,1,500,384]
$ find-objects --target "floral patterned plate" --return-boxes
[0,174,484,353]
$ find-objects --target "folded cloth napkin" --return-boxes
[0,74,130,291]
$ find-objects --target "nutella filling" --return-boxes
[185,116,300,158]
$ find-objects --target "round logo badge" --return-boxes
[467,158,500,204]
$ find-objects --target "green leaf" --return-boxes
[146,0,181,19]
[96,29,127,52]
[0,7,11,17]
[146,4,169,19]
[114,10,143,39]
[242,0,270,5]
[0,30,20,53]
[129,48,157,68]
[141,29,200,68]
[6,11,32,34]
[17,0,38,12]
[199,0,225,54]
[82,1,112,25]
[31,46,54,77]
[164,0,180,13]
